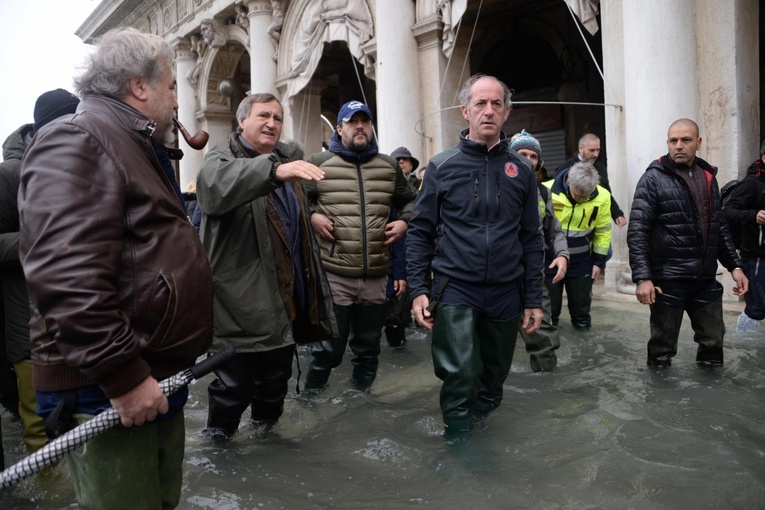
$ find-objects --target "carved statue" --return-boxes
[235,3,250,34]
[436,0,467,58]
[268,0,288,61]
[185,19,226,86]
[284,0,373,105]
[200,18,226,49]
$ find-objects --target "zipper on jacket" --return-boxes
[483,155,490,280]
[356,162,369,277]
[495,173,501,219]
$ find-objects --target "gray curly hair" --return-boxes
[75,28,174,97]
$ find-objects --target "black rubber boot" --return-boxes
[688,293,725,366]
[206,352,257,437]
[349,302,387,390]
[473,315,519,419]
[431,304,481,439]
[566,276,593,329]
[384,296,407,349]
[520,285,560,372]
[250,345,294,422]
[546,279,563,326]
[304,304,352,390]
[647,297,685,367]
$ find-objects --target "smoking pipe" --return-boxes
[173,117,209,150]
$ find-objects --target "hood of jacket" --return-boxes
[328,130,379,163]
[2,124,34,162]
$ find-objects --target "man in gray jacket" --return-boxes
[196,93,337,439]
[509,130,569,371]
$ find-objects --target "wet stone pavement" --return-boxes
[1,287,764,509]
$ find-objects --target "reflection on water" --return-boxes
[2,294,765,509]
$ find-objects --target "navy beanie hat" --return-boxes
[34,89,80,132]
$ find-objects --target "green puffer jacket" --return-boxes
[305,151,416,278]
[197,133,337,352]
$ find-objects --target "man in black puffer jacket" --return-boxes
[628,118,747,368]
[722,138,765,332]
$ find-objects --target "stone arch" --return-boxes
[199,24,250,112]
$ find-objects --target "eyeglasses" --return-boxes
[570,189,595,203]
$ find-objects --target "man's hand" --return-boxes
[522,308,543,334]
[549,256,568,284]
[756,210,765,225]
[732,268,749,296]
[274,161,325,182]
[110,376,168,428]
[591,265,602,280]
[412,294,434,330]
[310,212,334,241]
[384,220,407,245]
[393,279,406,297]
[636,279,656,305]
[614,216,628,228]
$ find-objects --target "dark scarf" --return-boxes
[327,130,379,163]
[237,135,307,314]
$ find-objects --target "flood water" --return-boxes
[2,289,764,509]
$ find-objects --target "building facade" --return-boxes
[77,0,762,295]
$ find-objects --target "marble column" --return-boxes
[172,37,203,190]
[373,0,424,160]
[288,83,324,155]
[412,16,467,162]
[246,0,278,96]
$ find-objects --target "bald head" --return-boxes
[668,118,699,139]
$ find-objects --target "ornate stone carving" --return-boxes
[284,0,374,105]
[186,18,226,85]
[268,0,288,56]
[235,3,250,34]
[436,0,467,58]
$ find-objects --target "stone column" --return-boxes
[373,0,424,159]
[604,0,699,293]
[694,0,760,181]
[412,16,467,162]
[246,0,278,96]
[288,83,324,155]
[172,37,203,190]
[621,0,698,196]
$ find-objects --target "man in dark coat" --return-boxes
[0,89,80,457]
[555,133,627,228]
[722,138,765,332]
[627,118,747,368]
[407,75,543,441]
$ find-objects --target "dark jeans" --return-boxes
[742,257,765,320]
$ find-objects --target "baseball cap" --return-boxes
[337,100,373,124]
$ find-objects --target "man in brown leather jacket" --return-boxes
[18,28,213,509]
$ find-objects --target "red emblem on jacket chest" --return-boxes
[504,162,518,178]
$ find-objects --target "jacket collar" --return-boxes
[82,94,157,141]
[458,129,509,156]
[653,154,717,176]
